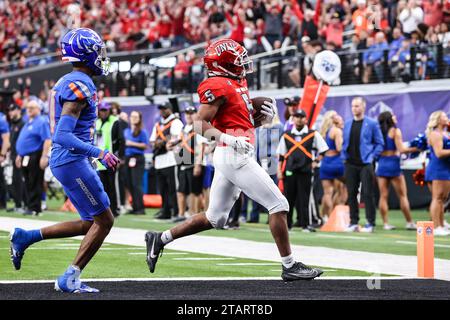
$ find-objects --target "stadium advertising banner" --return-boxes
[277,90,450,141]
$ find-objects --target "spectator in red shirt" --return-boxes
[174,54,192,78]
[225,4,246,45]
[147,21,160,46]
[171,6,187,47]
[321,12,344,48]
[423,0,444,27]
[159,15,172,39]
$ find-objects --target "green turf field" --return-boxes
[1,198,448,280]
[0,231,377,280]
[1,198,450,259]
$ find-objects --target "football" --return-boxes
[251,96,273,126]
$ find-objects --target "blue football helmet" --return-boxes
[60,28,110,76]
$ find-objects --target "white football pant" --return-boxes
[205,146,289,229]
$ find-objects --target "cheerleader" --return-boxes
[319,110,347,221]
[425,111,450,236]
[376,111,417,230]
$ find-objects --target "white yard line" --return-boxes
[1,217,450,281]
[216,263,280,266]
[128,252,188,255]
[0,276,413,284]
[269,269,338,272]
[245,228,270,233]
[0,247,142,251]
[172,257,236,261]
[316,234,368,240]
[396,241,450,248]
[128,218,171,224]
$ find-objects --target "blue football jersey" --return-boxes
[49,71,98,168]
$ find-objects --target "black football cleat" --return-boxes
[145,231,165,273]
[281,261,323,282]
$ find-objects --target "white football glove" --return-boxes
[260,98,276,124]
[220,133,254,154]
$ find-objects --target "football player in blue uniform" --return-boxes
[9,28,120,293]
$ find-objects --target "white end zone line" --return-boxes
[0,276,415,284]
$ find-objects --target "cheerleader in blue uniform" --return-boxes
[376,111,418,231]
[319,111,346,221]
[425,111,450,236]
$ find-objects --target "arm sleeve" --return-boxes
[53,114,102,158]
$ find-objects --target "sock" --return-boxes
[71,265,81,272]
[28,229,43,245]
[281,254,295,268]
[67,265,82,286]
[161,230,173,244]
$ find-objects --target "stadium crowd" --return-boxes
[1,92,449,235]
[1,0,450,83]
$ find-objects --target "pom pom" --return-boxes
[408,133,428,159]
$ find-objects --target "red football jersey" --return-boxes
[197,76,255,144]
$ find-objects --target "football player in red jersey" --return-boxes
[145,39,323,281]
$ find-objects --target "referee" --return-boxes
[276,109,328,231]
